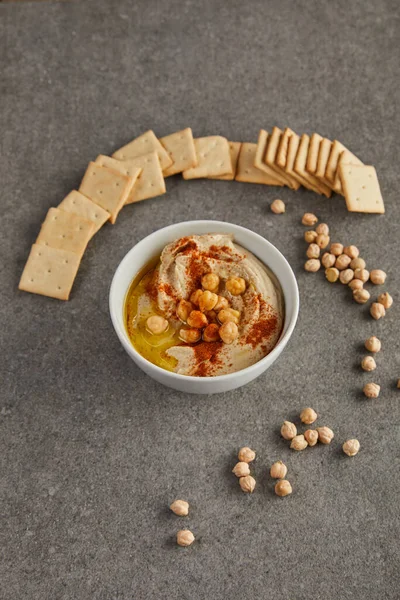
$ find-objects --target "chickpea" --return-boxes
[179,328,201,344]
[354,268,370,283]
[325,267,339,283]
[190,289,203,306]
[226,277,246,296]
[206,310,217,323]
[170,500,189,516]
[321,252,336,268]
[339,269,354,284]
[306,243,320,259]
[304,429,318,446]
[176,530,195,547]
[218,308,240,325]
[300,407,317,424]
[316,223,329,235]
[146,315,169,335]
[302,213,318,226]
[290,434,308,451]
[176,299,194,322]
[281,421,297,440]
[361,356,376,372]
[335,254,351,271]
[275,480,292,497]
[342,439,360,457]
[238,447,256,463]
[270,199,286,214]
[363,383,380,398]
[304,230,318,243]
[198,290,218,312]
[232,462,251,478]
[350,257,366,270]
[304,259,321,272]
[219,321,239,344]
[330,243,344,256]
[214,295,229,312]
[201,273,220,292]
[370,269,387,285]
[317,426,334,444]
[187,310,208,329]
[365,336,381,353]
[353,289,370,304]
[203,323,220,342]
[348,279,363,291]
[239,475,256,493]
[343,245,359,259]
[377,292,393,309]
[270,461,287,479]
[316,234,330,249]
[370,302,385,320]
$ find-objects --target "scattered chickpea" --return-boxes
[218,308,240,325]
[316,234,330,249]
[305,259,321,272]
[176,530,195,547]
[343,245,359,259]
[365,336,381,353]
[201,272,220,292]
[330,243,344,256]
[306,243,320,259]
[281,421,297,440]
[302,213,318,226]
[300,407,317,424]
[361,356,377,372]
[304,430,318,446]
[322,252,336,268]
[199,290,218,312]
[232,462,251,478]
[370,302,385,320]
[342,439,360,457]
[270,461,287,479]
[290,434,308,451]
[203,323,220,342]
[275,480,292,497]
[353,289,370,304]
[370,269,387,285]
[363,383,380,398]
[339,269,354,284]
[377,292,393,309]
[354,268,370,283]
[316,223,329,235]
[214,295,229,312]
[304,230,318,243]
[219,321,239,344]
[239,475,256,493]
[179,328,202,344]
[317,427,334,444]
[350,257,366,270]
[271,199,286,214]
[335,254,351,270]
[187,310,208,328]
[146,315,169,335]
[190,289,203,306]
[226,277,246,296]
[176,299,194,322]
[238,447,256,463]
[325,267,339,283]
[170,500,189,516]
[348,279,363,291]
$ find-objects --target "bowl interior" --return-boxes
[110,220,299,381]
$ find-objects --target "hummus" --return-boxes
[125,233,284,376]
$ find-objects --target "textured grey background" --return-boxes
[1,1,399,599]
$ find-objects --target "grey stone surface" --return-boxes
[1,0,399,598]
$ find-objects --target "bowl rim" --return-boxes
[109,220,299,382]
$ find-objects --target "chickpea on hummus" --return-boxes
[125,233,284,376]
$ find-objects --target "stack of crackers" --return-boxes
[19,126,384,301]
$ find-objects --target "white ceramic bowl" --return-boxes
[109,220,299,394]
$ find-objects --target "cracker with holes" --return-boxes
[339,164,384,213]
[294,134,332,197]
[58,191,110,235]
[326,141,363,194]
[79,162,138,223]
[182,136,233,179]
[95,152,164,204]
[333,149,363,193]
[285,133,321,193]
[160,128,197,177]
[19,244,82,300]
[210,141,242,180]
[265,126,300,190]
[236,143,279,185]
[306,133,323,174]
[112,130,173,172]
[254,130,285,185]
[36,208,95,256]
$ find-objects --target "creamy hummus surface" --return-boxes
[126,233,284,377]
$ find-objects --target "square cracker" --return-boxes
[236,143,280,185]
[210,141,242,180]
[339,164,384,214]
[112,130,173,172]
[95,153,164,204]
[306,133,323,174]
[58,190,110,235]
[182,136,233,179]
[264,126,300,190]
[294,134,332,198]
[315,138,334,189]
[160,128,197,177]
[285,134,321,194]
[36,208,95,256]
[276,127,318,191]
[19,244,82,301]
[325,140,347,183]
[333,149,363,193]
[254,130,285,186]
